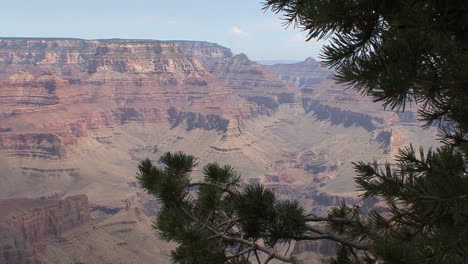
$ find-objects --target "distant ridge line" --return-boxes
[0,37,222,45]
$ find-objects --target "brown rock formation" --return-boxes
[0,226,41,264]
[0,38,253,147]
[176,41,233,60]
[0,38,306,200]
[264,57,333,88]
[0,195,91,263]
[0,195,173,264]
[0,195,91,252]
[178,43,299,115]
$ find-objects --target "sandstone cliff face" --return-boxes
[0,38,309,201]
[0,38,261,159]
[178,43,299,116]
[264,57,333,88]
[0,194,176,264]
[176,41,233,60]
[0,38,306,147]
[265,57,434,160]
[0,195,91,251]
[0,195,91,263]
[0,39,296,173]
[0,226,41,264]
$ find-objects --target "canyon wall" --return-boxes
[0,38,436,263]
[0,38,299,157]
[0,38,303,200]
[0,195,91,263]
[264,57,333,88]
[0,38,252,142]
[178,42,299,116]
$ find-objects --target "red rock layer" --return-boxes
[0,38,261,152]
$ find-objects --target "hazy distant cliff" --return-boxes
[178,42,299,116]
[175,41,233,60]
[264,57,333,88]
[0,195,91,263]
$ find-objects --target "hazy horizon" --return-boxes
[1,0,327,61]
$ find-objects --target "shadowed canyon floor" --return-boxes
[0,38,437,263]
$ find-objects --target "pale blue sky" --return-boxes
[1,0,327,61]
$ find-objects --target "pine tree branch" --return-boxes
[216,217,241,229]
[305,215,353,224]
[415,194,468,202]
[304,224,369,250]
[226,246,256,259]
[304,223,327,234]
[188,182,235,195]
[254,250,261,264]
[181,207,303,264]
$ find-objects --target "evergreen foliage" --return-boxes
[137,1,467,263]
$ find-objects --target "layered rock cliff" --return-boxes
[264,57,435,159]
[264,57,333,88]
[0,38,308,200]
[175,41,233,60]
[0,38,258,199]
[178,42,299,116]
[0,195,173,264]
[0,195,91,263]
[0,226,41,264]
[0,38,301,154]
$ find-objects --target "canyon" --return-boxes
[0,38,436,263]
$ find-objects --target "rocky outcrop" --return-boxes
[303,98,384,131]
[178,43,299,115]
[175,41,233,60]
[168,107,230,132]
[264,57,333,88]
[0,195,91,262]
[0,226,42,264]
[265,57,387,118]
[0,195,91,251]
[203,53,297,99]
[0,133,65,158]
